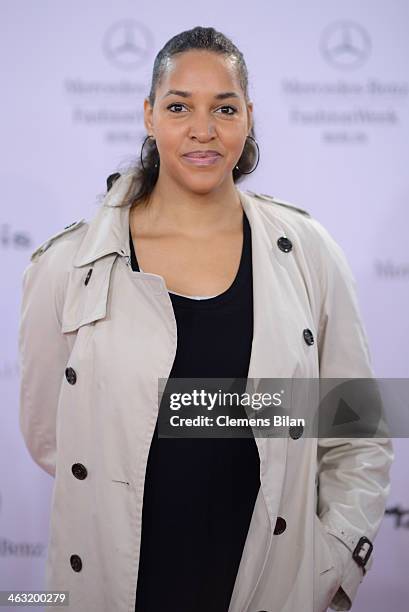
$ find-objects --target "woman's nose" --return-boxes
[189,113,216,140]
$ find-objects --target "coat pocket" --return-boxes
[313,514,342,612]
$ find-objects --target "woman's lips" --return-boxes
[182,153,222,166]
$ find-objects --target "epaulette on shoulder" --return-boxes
[247,191,310,217]
[30,218,87,262]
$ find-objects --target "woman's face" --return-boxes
[144,50,253,195]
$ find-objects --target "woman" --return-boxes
[19,26,393,612]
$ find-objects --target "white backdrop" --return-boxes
[1,1,408,610]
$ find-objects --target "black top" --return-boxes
[131,211,260,612]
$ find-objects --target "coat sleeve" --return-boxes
[18,242,73,478]
[307,218,394,611]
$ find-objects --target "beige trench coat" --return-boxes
[19,172,393,612]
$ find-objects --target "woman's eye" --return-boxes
[216,106,237,115]
[167,103,187,113]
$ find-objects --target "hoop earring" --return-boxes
[235,135,260,174]
[140,134,159,172]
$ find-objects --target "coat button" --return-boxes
[303,328,314,346]
[273,516,287,535]
[72,463,88,480]
[289,424,304,439]
[84,268,93,286]
[70,554,82,572]
[65,367,77,385]
[277,236,293,252]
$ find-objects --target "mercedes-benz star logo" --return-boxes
[320,21,371,70]
[103,20,153,70]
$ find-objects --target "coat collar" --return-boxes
[70,174,300,380]
[73,172,135,267]
[72,173,285,269]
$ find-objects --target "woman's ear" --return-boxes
[246,100,254,133]
[143,98,154,136]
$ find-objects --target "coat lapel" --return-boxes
[239,190,303,533]
[62,174,134,332]
[239,189,301,379]
[72,172,135,268]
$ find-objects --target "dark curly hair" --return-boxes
[115,25,258,209]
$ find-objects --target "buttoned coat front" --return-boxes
[18,172,393,612]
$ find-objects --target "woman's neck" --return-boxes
[135,176,243,237]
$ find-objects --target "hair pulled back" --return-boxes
[114,26,257,209]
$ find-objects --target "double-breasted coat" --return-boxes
[18,172,393,612]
